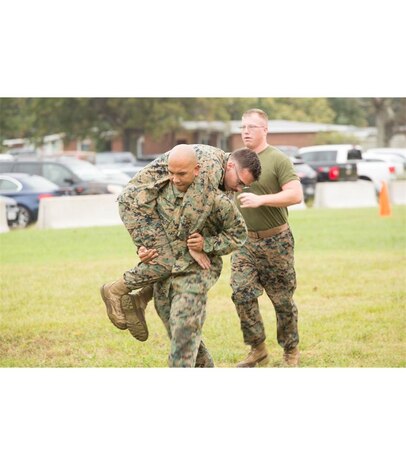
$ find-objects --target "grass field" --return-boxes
[1,206,405,367]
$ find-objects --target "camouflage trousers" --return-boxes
[230,229,299,351]
[153,261,221,367]
[122,230,177,290]
[122,236,202,290]
[123,256,173,291]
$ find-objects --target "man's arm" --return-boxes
[117,154,170,249]
[118,145,225,249]
[138,243,211,270]
[187,193,247,257]
[238,179,303,208]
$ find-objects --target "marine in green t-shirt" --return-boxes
[235,145,299,230]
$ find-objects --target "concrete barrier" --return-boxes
[314,180,378,208]
[0,198,10,233]
[37,194,122,229]
[389,180,406,205]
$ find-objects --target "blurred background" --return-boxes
[0,97,405,228]
[1,97,405,156]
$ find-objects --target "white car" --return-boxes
[0,153,14,161]
[298,144,396,192]
[0,194,19,226]
[364,150,405,176]
[366,148,406,161]
[95,152,151,179]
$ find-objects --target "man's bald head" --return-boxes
[168,144,200,192]
[168,144,198,165]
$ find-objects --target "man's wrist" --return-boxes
[203,238,214,253]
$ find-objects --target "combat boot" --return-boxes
[237,342,269,368]
[100,278,130,330]
[121,286,152,342]
[283,347,300,367]
[133,285,154,314]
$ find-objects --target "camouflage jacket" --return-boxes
[117,144,228,250]
[156,182,247,273]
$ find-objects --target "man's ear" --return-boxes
[226,160,235,170]
[195,163,201,175]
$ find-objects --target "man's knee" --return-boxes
[231,287,261,306]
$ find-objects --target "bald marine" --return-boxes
[168,144,200,192]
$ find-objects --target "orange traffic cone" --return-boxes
[379,181,391,217]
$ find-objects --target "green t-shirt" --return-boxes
[235,145,299,231]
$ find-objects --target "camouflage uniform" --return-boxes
[118,145,229,289]
[231,229,299,351]
[231,145,300,352]
[153,182,247,367]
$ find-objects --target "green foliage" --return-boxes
[265,97,336,122]
[1,206,405,367]
[1,97,405,153]
[327,98,369,126]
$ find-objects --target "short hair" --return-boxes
[242,108,269,124]
[230,148,262,181]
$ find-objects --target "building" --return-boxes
[109,119,377,157]
[2,120,378,158]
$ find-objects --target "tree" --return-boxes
[327,98,368,126]
[2,97,404,151]
[366,98,406,147]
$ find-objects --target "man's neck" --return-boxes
[252,141,269,154]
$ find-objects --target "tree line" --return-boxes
[1,97,405,149]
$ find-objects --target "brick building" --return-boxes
[107,120,375,158]
[4,120,376,158]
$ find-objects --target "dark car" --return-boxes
[290,156,317,201]
[0,173,69,227]
[0,157,126,195]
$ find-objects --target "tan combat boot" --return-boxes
[133,285,153,314]
[121,285,153,342]
[100,278,130,330]
[237,342,269,368]
[283,347,300,367]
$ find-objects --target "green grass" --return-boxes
[1,206,405,367]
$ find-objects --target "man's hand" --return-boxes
[189,249,211,270]
[187,232,204,252]
[238,192,264,208]
[138,246,159,264]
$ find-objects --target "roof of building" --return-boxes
[181,119,374,135]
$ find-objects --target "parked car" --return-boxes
[297,145,359,183]
[7,149,38,158]
[291,156,317,201]
[0,153,14,161]
[95,151,151,179]
[0,157,126,195]
[95,151,136,164]
[364,149,406,176]
[0,194,19,226]
[97,162,149,180]
[53,151,96,163]
[0,173,69,227]
[298,144,396,192]
[95,168,132,184]
[275,146,317,201]
[365,148,406,161]
[274,145,301,158]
